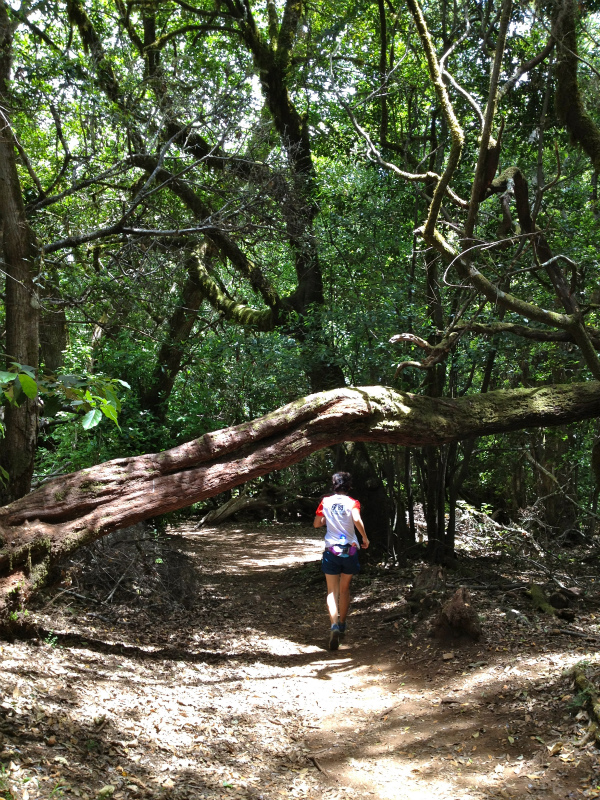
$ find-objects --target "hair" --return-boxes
[331,471,352,494]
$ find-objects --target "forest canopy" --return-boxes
[1,0,600,591]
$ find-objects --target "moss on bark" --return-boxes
[528,584,557,615]
[553,0,600,171]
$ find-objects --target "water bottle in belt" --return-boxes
[337,534,350,557]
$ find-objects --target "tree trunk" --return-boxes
[39,269,67,373]
[0,3,40,505]
[421,240,453,563]
[1,381,600,621]
[139,249,209,426]
[333,442,391,552]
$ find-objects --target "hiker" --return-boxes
[314,471,369,650]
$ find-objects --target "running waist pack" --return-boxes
[327,544,358,558]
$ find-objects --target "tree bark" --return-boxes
[139,249,209,425]
[39,269,67,374]
[0,2,41,505]
[333,441,391,551]
[1,381,600,620]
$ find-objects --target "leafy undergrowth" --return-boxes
[1,517,600,799]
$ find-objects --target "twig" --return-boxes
[549,627,600,642]
[309,756,334,779]
[45,588,103,607]
[85,611,114,624]
[524,451,600,522]
[382,611,407,623]
[104,564,134,603]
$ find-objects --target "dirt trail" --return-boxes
[1,522,600,800]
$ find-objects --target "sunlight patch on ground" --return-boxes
[259,636,315,656]
[181,526,324,574]
[447,649,600,696]
[5,523,599,799]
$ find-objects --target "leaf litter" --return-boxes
[1,517,600,799]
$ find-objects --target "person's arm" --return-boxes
[314,514,326,528]
[352,507,370,548]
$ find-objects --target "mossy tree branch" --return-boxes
[405,0,465,239]
[552,0,600,172]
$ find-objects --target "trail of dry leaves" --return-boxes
[1,521,600,799]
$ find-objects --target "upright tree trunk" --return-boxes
[422,242,454,563]
[333,441,391,552]
[0,3,40,504]
[39,269,67,373]
[139,249,209,427]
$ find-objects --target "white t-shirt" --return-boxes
[315,494,361,549]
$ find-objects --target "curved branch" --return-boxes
[405,0,465,235]
[389,333,433,351]
[498,37,555,100]
[335,88,469,208]
[150,23,240,50]
[391,331,462,376]
[192,253,277,331]
[442,67,484,129]
[465,0,512,238]
[486,164,600,377]
[8,7,63,53]
[426,228,574,331]
[127,155,286,312]
[454,320,600,348]
[552,0,600,171]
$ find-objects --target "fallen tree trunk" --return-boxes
[1,381,600,621]
[199,488,271,525]
[199,483,315,525]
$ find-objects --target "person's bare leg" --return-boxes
[338,573,353,624]
[325,574,341,625]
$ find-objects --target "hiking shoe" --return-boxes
[329,624,340,650]
[338,621,347,636]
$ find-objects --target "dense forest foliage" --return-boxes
[1,0,600,586]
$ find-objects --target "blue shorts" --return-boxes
[321,549,361,575]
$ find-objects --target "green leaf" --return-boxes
[12,362,35,378]
[81,409,102,430]
[0,371,16,384]
[100,404,119,424]
[103,386,119,409]
[42,395,62,418]
[17,373,38,399]
[58,374,86,388]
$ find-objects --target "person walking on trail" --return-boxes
[314,472,369,650]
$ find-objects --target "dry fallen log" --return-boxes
[549,627,600,642]
[2,381,600,623]
[199,483,315,525]
[199,488,269,525]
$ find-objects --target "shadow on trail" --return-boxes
[4,521,599,800]
[12,627,359,682]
